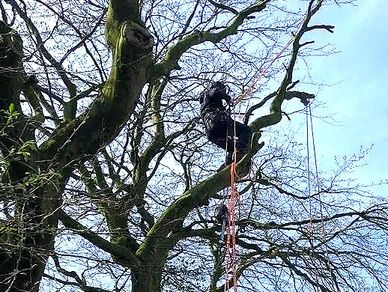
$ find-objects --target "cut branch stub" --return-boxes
[122,21,154,49]
[41,21,154,167]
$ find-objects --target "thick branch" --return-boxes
[105,0,142,47]
[244,90,314,125]
[150,1,269,78]
[40,19,154,167]
[0,20,23,114]
[208,0,239,15]
[58,209,141,268]
[136,132,263,261]
[250,0,325,131]
[0,20,36,160]
[307,24,335,33]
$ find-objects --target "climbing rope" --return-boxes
[222,36,295,291]
[222,37,296,292]
[222,14,308,291]
[223,124,240,291]
[306,102,321,232]
[306,104,313,230]
[306,102,334,290]
[307,104,320,189]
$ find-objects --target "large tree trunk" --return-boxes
[0,0,155,289]
[0,20,54,292]
[132,267,163,292]
[0,222,56,291]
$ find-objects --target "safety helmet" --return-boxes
[211,81,227,95]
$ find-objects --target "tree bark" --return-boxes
[0,0,155,289]
[0,19,58,292]
[131,267,163,292]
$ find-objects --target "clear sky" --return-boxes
[293,0,388,196]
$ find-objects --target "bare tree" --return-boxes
[0,0,387,291]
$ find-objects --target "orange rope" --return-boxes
[233,35,295,107]
[223,16,306,291]
[223,39,293,289]
[224,114,240,292]
[224,161,239,292]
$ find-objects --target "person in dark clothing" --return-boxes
[214,203,229,225]
[199,81,252,168]
[214,203,229,240]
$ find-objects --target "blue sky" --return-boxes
[293,1,388,196]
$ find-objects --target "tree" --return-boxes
[0,0,387,291]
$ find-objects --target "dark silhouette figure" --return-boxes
[214,203,229,240]
[199,81,252,167]
[214,203,229,225]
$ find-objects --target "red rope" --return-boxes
[223,40,293,289]
[233,35,294,107]
[223,36,294,290]
[223,114,240,291]
[224,161,239,292]
[222,15,307,291]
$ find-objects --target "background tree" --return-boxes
[0,0,387,291]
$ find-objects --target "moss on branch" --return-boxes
[58,209,140,267]
[249,1,325,131]
[41,16,154,167]
[150,1,268,78]
[0,20,23,113]
[136,132,263,261]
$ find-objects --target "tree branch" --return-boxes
[6,0,78,116]
[208,0,239,15]
[150,1,269,78]
[58,209,141,268]
[250,0,325,131]
[40,4,154,167]
[136,132,263,261]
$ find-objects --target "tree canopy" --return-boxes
[0,0,387,291]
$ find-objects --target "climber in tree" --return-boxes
[214,203,229,240]
[199,81,252,169]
